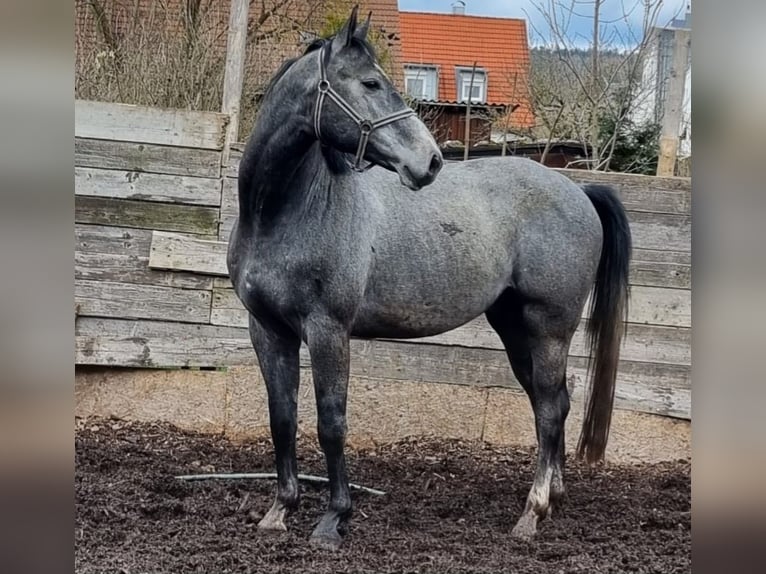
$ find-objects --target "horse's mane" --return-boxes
[261,35,377,101]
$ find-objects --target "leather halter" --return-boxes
[313,46,415,172]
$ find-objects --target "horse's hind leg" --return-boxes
[486,294,575,541]
[248,315,301,532]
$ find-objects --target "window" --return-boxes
[456,67,487,103]
[404,65,438,100]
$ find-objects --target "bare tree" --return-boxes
[76,0,332,138]
[525,0,672,170]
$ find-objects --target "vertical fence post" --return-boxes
[221,0,249,165]
[656,29,691,177]
[463,62,477,161]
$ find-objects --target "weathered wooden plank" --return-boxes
[75,167,222,206]
[74,318,689,418]
[75,100,228,150]
[76,251,214,291]
[628,211,691,252]
[76,225,213,290]
[219,215,238,242]
[224,145,244,178]
[618,285,690,328]
[212,283,690,332]
[214,277,234,289]
[225,153,692,217]
[75,138,222,178]
[558,169,691,215]
[149,231,229,276]
[76,318,253,367]
[221,157,691,216]
[75,280,212,323]
[211,288,246,327]
[398,318,690,367]
[211,287,689,364]
[219,177,239,240]
[630,248,691,289]
[157,231,689,290]
[75,196,219,236]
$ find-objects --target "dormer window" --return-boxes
[456,67,487,103]
[404,65,438,100]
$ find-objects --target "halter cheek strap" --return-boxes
[313,46,415,172]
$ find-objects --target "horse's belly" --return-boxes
[351,277,506,339]
[351,306,483,339]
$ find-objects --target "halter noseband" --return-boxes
[313,46,415,172]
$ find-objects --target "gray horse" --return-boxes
[228,7,631,550]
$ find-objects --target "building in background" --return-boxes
[398,2,534,147]
[632,4,692,158]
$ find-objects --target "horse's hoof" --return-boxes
[511,513,538,542]
[256,509,288,532]
[309,530,343,551]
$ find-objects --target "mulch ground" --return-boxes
[75,418,690,573]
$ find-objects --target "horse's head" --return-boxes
[312,7,443,190]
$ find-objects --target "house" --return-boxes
[399,2,534,146]
[632,5,692,158]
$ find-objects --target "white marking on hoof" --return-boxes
[257,506,288,532]
[511,511,538,542]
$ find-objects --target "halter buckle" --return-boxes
[359,120,373,134]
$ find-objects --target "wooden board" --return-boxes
[628,211,691,253]
[74,317,689,419]
[219,215,237,243]
[75,138,222,178]
[558,169,691,215]
[631,248,691,289]
[76,225,213,290]
[212,282,689,330]
[209,287,690,365]
[75,167,222,206]
[75,279,212,324]
[223,153,691,218]
[619,285,690,328]
[219,178,238,240]
[75,100,228,150]
[224,145,244,178]
[150,229,690,290]
[149,231,229,276]
[75,196,219,236]
[76,317,253,368]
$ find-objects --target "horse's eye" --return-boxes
[362,79,382,90]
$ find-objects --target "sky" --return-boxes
[398,1,689,47]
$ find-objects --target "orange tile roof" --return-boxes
[399,11,534,128]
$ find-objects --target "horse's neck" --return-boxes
[237,68,338,229]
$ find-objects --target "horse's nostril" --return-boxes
[428,154,443,176]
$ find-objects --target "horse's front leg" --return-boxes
[248,315,301,532]
[305,319,352,550]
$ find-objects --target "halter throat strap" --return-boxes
[313,46,415,172]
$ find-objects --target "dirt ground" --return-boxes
[75,418,690,574]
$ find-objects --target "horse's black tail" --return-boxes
[576,184,632,464]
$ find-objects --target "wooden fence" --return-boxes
[75,100,691,421]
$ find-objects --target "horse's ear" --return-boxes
[354,11,372,41]
[332,5,359,49]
